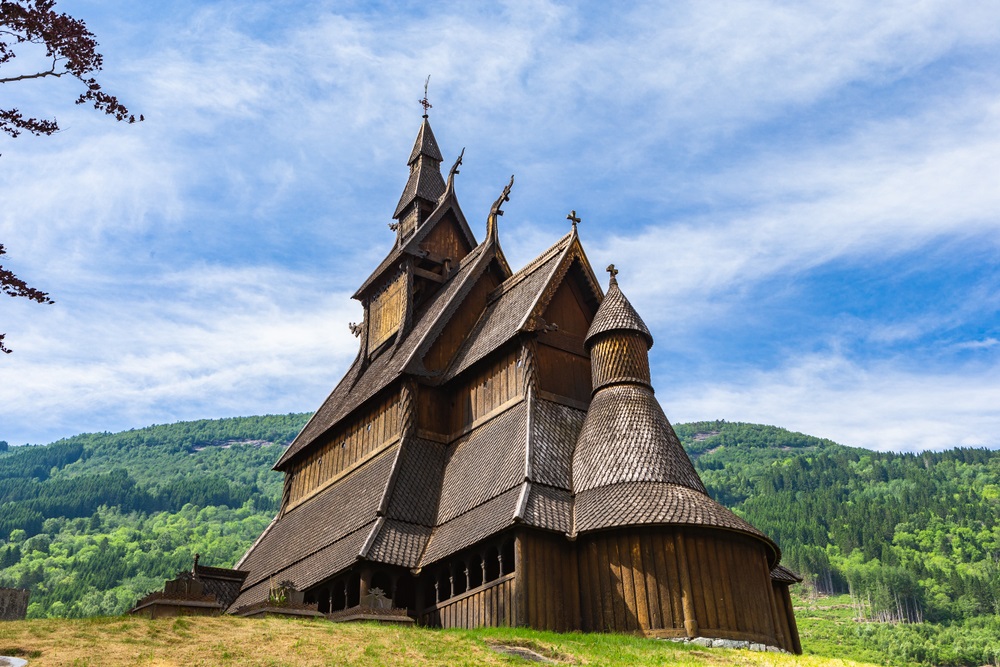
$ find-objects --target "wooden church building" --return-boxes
[230,110,801,652]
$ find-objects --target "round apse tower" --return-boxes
[571,266,794,649]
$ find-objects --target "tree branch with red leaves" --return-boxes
[0,0,142,137]
[2,0,139,352]
[1,243,53,353]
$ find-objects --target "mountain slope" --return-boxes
[1,415,999,665]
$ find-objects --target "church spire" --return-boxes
[392,82,446,238]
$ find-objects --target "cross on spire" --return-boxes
[567,210,581,230]
[606,263,619,285]
[419,75,432,117]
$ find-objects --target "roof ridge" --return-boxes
[514,233,577,332]
[488,231,573,303]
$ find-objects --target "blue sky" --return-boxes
[2,1,999,451]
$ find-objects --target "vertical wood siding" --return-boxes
[368,272,406,352]
[419,214,470,265]
[535,345,591,404]
[576,527,783,646]
[590,333,650,388]
[451,348,524,433]
[518,531,581,632]
[424,271,498,372]
[287,392,401,506]
[419,573,516,629]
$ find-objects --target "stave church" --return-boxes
[230,106,801,652]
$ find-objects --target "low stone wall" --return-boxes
[0,588,30,621]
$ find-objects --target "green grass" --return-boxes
[0,614,880,667]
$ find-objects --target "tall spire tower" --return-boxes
[392,79,446,241]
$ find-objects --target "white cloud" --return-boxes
[662,353,1000,452]
[0,265,362,445]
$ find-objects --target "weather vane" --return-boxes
[419,75,432,117]
[567,210,581,230]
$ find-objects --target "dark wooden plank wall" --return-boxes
[451,348,524,434]
[535,344,591,404]
[287,392,401,506]
[772,583,801,653]
[419,573,516,629]
[419,214,470,264]
[424,271,499,372]
[577,527,781,645]
[541,274,593,338]
[518,531,581,632]
[416,385,450,438]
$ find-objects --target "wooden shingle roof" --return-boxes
[444,232,574,381]
[238,445,398,591]
[276,239,495,469]
[584,275,652,348]
[573,384,706,495]
[393,117,446,219]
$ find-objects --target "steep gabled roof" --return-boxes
[355,183,478,300]
[232,444,399,610]
[275,240,496,469]
[444,229,602,382]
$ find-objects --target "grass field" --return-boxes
[0,613,881,667]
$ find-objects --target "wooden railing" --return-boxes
[419,573,516,629]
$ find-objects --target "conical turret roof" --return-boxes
[584,272,652,348]
[572,272,778,563]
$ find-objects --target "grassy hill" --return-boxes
[0,614,879,667]
[1,415,999,665]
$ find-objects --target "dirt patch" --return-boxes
[484,639,572,663]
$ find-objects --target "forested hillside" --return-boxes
[0,414,306,617]
[1,416,998,665]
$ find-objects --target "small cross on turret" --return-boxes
[606,263,618,285]
[419,75,432,118]
[567,210,581,231]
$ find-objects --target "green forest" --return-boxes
[1,415,998,666]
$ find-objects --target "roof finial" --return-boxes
[447,147,465,188]
[487,174,514,241]
[606,264,619,286]
[567,210,581,231]
[419,75,432,118]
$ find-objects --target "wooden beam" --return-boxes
[413,266,445,283]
